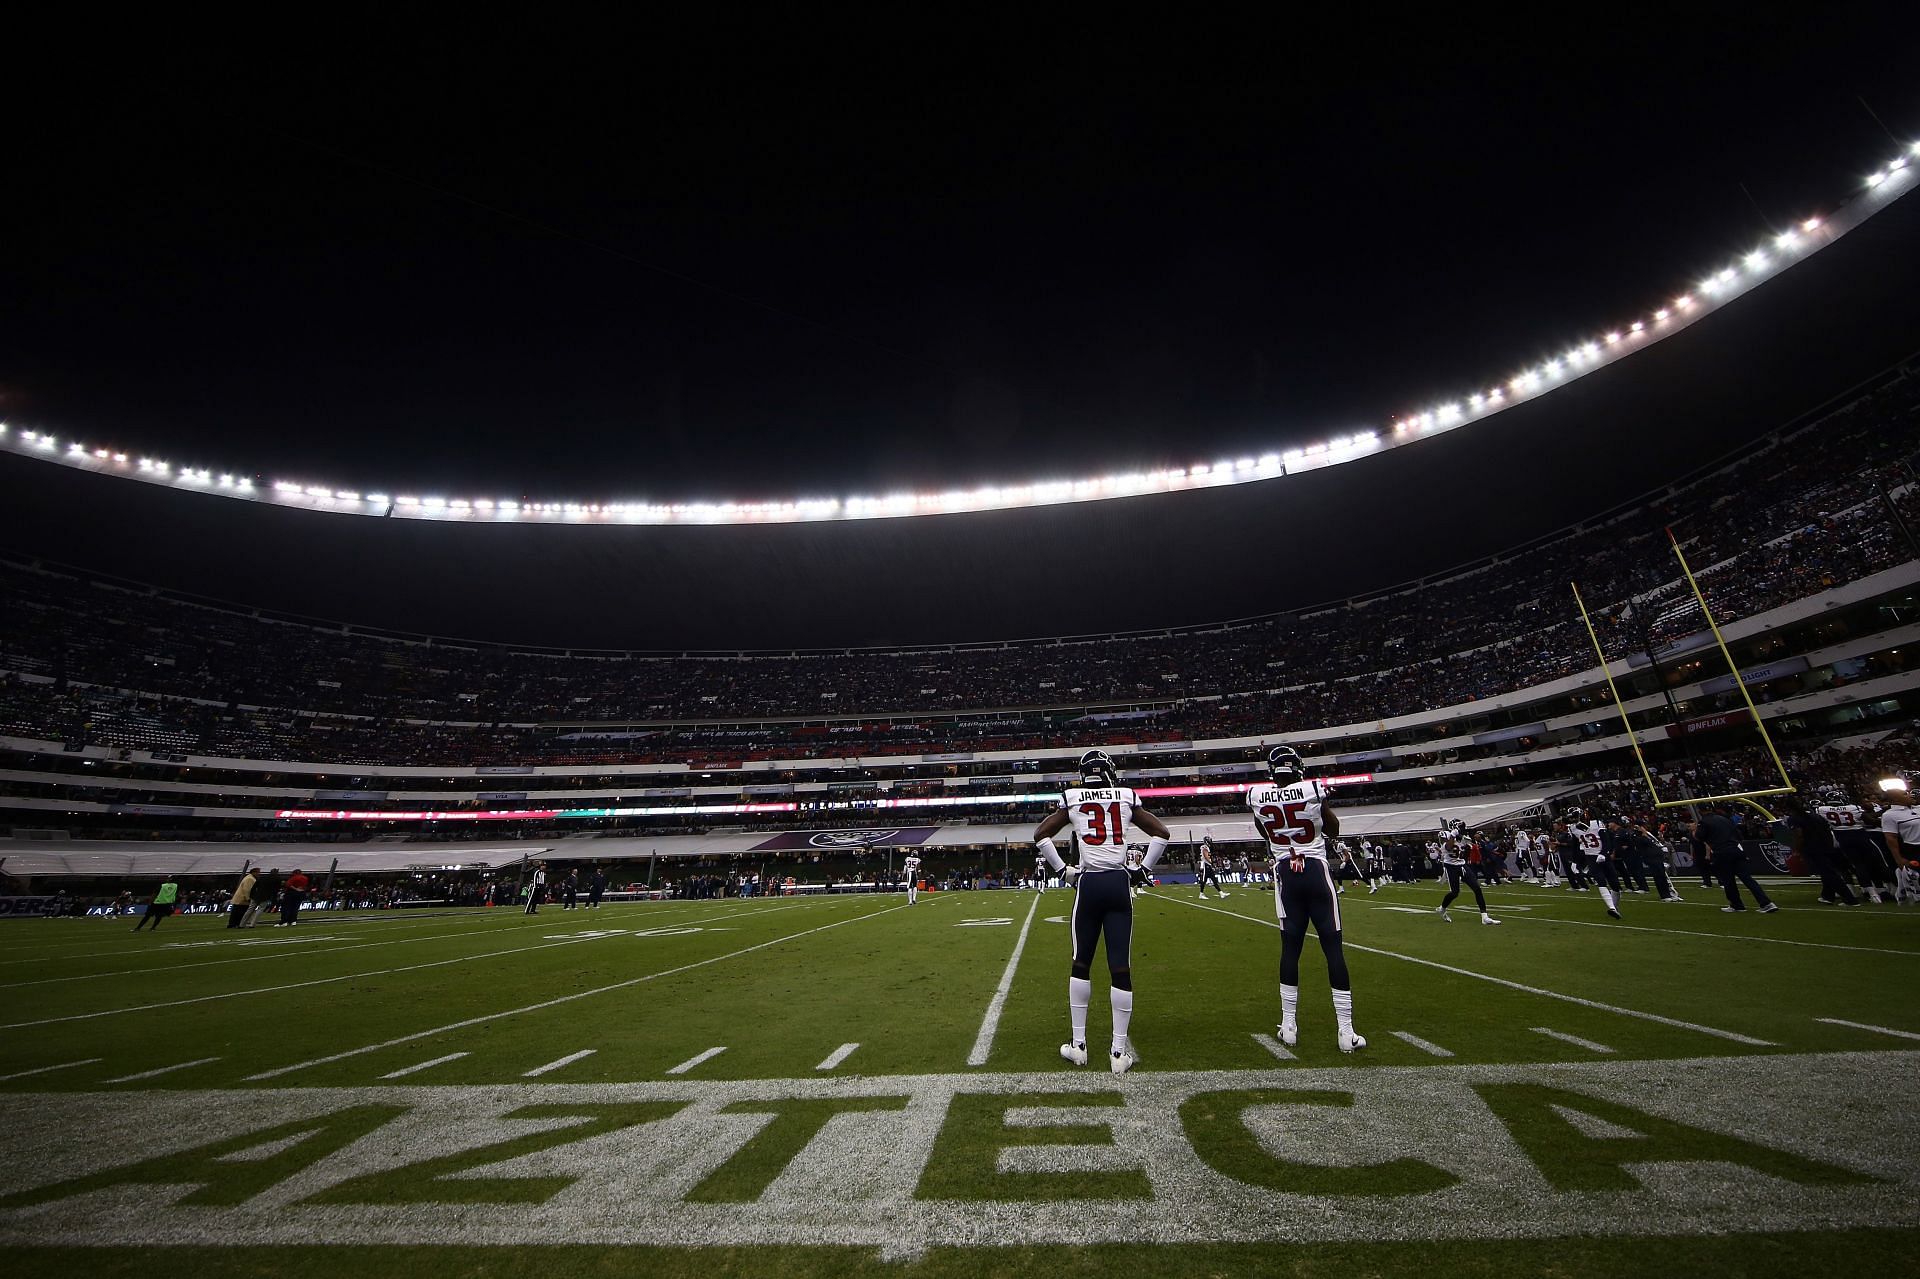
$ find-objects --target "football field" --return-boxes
[2,880,1918,1277]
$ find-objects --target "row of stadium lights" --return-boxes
[4,145,1914,526]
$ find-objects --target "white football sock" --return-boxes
[1598,885,1617,911]
[1331,988,1354,1034]
[1110,987,1133,1053]
[1280,982,1299,1026]
[1069,977,1092,1044]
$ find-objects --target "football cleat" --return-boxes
[1060,1041,1089,1066]
[1758,903,1779,914]
[1278,1020,1298,1047]
[1606,907,1622,919]
[1110,1049,1137,1074]
[1663,894,1683,902]
[1338,1029,1367,1054]
[1720,906,1747,913]
[1437,907,1452,921]
[1481,914,1502,925]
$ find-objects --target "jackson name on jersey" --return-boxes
[1246,779,1330,859]
[1062,786,1140,872]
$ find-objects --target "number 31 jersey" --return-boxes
[1061,786,1140,873]
[1247,779,1330,860]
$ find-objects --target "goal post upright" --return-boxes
[1664,527,1796,802]
[1569,579,1664,804]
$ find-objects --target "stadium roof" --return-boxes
[3,181,1918,652]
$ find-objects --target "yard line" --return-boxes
[103,1056,221,1083]
[380,1051,470,1079]
[666,1046,727,1075]
[0,929,629,1029]
[1345,896,1920,958]
[1162,895,1776,1047]
[245,899,907,1080]
[524,1048,598,1077]
[1390,1030,1454,1057]
[0,897,822,1029]
[1814,1017,1920,1042]
[966,891,1042,1067]
[1251,1032,1295,1061]
[1531,1027,1616,1054]
[0,1057,101,1082]
[815,1043,860,1071]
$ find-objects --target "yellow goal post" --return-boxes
[1569,528,1794,822]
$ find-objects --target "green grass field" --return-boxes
[2,878,1918,1277]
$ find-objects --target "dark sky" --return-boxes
[3,15,1916,506]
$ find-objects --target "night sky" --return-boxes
[5,16,1917,508]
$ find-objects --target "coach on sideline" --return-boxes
[1694,802,1777,914]
[1880,780,1920,874]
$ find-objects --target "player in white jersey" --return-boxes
[1435,821,1501,925]
[901,852,923,904]
[1565,809,1623,918]
[1816,789,1890,902]
[1511,830,1536,883]
[1880,780,1920,904]
[1034,853,1050,892]
[1034,748,1172,1074]
[1248,745,1364,1053]
[1196,836,1229,898]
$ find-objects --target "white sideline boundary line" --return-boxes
[524,1049,598,1077]
[1161,895,1776,1047]
[1391,1031,1454,1057]
[0,1057,101,1082]
[103,1056,221,1083]
[816,1043,860,1071]
[966,891,1042,1067]
[1815,1017,1920,1042]
[1251,1032,1294,1061]
[245,899,907,1080]
[1530,1027,1616,1054]
[666,1046,727,1076]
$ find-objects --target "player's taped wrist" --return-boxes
[1141,835,1168,870]
[1036,837,1066,873]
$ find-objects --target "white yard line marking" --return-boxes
[1530,1027,1616,1054]
[666,1046,727,1075]
[1815,1017,1920,1042]
[1391,1031,1454,1057]
[966,891,1043,1067]
[246,899,907,1080]
[0,1057,101,1082]
[816,1042,860,1071]
[0,929,630,1030]
[103,1056,221,1083]
[1163,895,1776,1046]
[1344,896,1920,957]
[1251,1032,1295,1061]
[380,1051,470,1079]
[523,1048,598,1078]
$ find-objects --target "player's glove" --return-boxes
[1063,864,1082,887]
[1127,865,1150,889]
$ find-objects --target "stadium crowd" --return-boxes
[0,371,1914,773]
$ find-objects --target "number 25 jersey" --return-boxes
[1247,779,1330,859]
[1061,786,1139,873]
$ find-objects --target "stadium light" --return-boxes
[1,145,1910,527]
[1879,777,1908,793]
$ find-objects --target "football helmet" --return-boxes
[1565,806,1585,821]
[1816,786,1849,806]
[1079,748,1121,789]
[1267,745,1306,785]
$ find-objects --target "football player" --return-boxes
[1034,852,1050,892]
[1034,748,1171,1074]
[1249,745,1365,1053]
[1435,821,1501,925]
[1879,780,1920,904]
[1819,788,1893,903]
[902,852,923,905]
[1196,836,1229,898]
[1565,808,1623,918]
